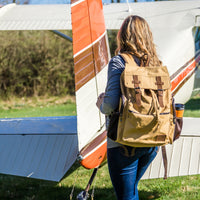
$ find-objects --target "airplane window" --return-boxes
[195,28,200,43]
[195,28,200,51]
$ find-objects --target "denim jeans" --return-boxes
[107,146,158,200]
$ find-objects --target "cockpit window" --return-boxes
[195,28,200,43]
[195,28,200,51]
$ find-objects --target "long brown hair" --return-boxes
[115,15,162,67]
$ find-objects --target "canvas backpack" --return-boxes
[115,53,175,147]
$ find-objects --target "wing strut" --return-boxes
[51,30,72,42]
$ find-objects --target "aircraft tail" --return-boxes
[71,0,110,151]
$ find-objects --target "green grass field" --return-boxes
[0,96,199,200]
[0,103,76,118]
[183,95,200,118]
[0,96,76,118]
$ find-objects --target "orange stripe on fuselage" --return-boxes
[71,0,105,56]
[171,59,197,93]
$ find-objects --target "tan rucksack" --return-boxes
[115,53,175,147]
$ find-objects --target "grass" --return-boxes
[0,95,199,200]
[183,95,200,117]
[0,103,76,118]
[0,164,199,200]
[0,96,76,118]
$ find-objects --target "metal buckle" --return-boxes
[134,87,141,94]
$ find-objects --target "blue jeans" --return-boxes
[107,146,158,200]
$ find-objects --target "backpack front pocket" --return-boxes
[123,111,157,140]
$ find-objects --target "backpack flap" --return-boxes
[124,65,171,91]
[124,65,171,109]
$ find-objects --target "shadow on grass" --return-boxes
[0,173,115,200]
[139,189,161,200]
[185,97,200,110]
[0,172,162,200]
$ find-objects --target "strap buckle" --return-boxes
[134,87,141,94]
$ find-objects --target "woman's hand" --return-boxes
[96,93,105,110]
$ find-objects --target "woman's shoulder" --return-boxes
[109,54,140,66]
[110,54,126,64]
[109,55,126,70]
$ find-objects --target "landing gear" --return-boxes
[76,168,98,200]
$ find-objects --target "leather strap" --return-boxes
[161,146,168,179]
[120,53,142,107]
[132,75,141,107]
[155,76,164,107]
[172,98,183,141]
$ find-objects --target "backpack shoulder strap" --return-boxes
[120,53,138,68]
[120,53,142,107]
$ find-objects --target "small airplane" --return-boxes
[0,0,199,195]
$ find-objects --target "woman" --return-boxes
[96,15,161,200]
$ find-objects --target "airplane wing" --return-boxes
[0,116,78,181]
[0,1,200,30]
[0,3,71,30]
[103,1,200,29]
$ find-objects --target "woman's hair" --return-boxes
[115,15,162,67]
